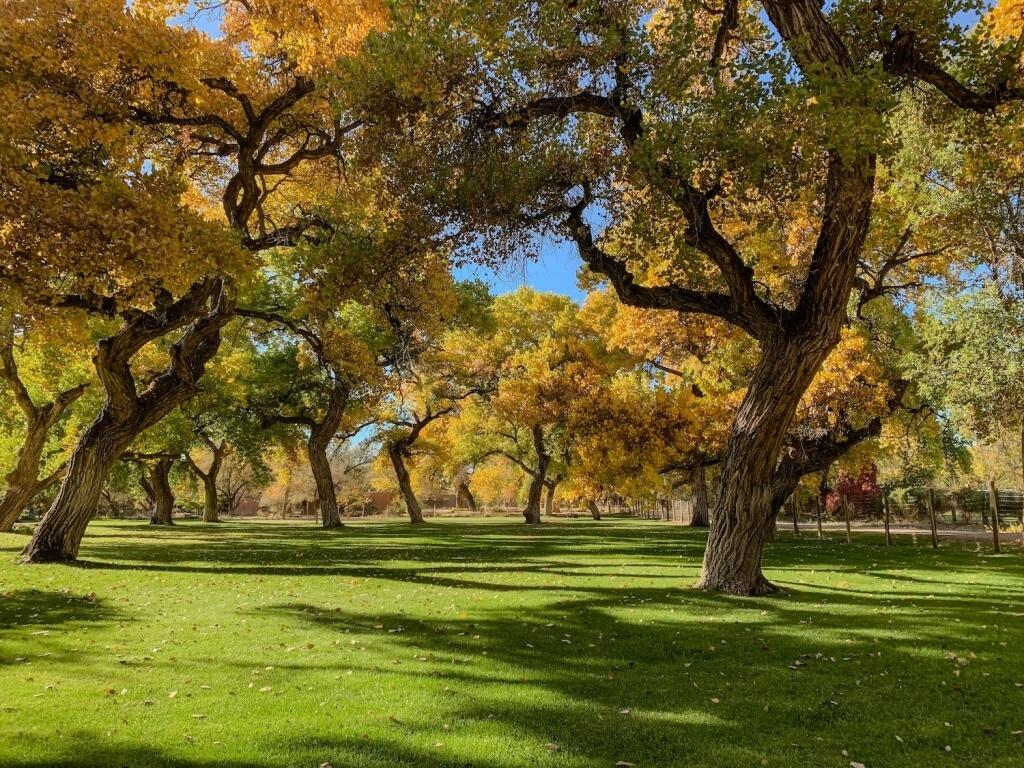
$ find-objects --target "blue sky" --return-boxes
[454,239,586,302]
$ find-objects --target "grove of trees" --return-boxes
[1,0,1022,594]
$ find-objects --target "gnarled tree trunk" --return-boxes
[696,333,840,595]
[588,499,602,520]
[22,278,232,563]
[147,456,175,526]
[690,463,710,527]
[389,442,424,524]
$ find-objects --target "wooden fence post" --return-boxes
[988,480,1001,554]
[843,494,852,543]
[926,488,938,549]
[815,496,823,539]
[882,491,892,547]
[792,498,800,535]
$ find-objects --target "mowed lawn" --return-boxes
[1,519,1023,768]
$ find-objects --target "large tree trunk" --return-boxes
[696,336,839,595]
[22,278,233,563]
[389,443,424,524]
[202,474,219,523]
[522,425,550,524]
[524,473,545,524]
[21,427,126,562]
[588,499,602,520]
[690,463,710,527]
[308,434,342,529]
[148,456,175,526]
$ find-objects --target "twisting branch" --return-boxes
[882,28,1024,112]
[564,187,778,339]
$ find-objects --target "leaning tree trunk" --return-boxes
[307,433,342,529]
[690,463,710,527]
[22,278,233,563]
[0,485,39,532]
[389,443,424,524]
[588,499,602,520]
[148,456,175,526]
[0,456,66,531]
[697,335,838,595]
[21,424,129,562]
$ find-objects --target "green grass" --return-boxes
[1,518,1023,768]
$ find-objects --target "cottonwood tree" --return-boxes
[368,0,1023,592]
[241,305,384,529]
[445,289,611,523]
[0,309,92,531]
[4,0,385,561]
[380,280,496,523]
[180,335,269,522]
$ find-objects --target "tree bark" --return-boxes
[389,442,424,524]
[690,463,710,527]
[522,425,550,524]
[588,499,602,520]
[697,335,841,595]
[22,278,233,563]
[308,433,342,529]
[147,456,175,526]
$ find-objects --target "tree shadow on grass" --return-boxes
[249,581,1024,768]
[0,589,123,666]
[0,588,120,632]
[3,521,1024,767]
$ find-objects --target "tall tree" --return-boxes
[381,280,496,523]
[369,0,1022,592]
[4,0,384,561]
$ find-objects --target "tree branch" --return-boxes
[882,29,1024,112]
